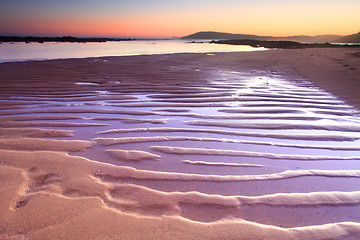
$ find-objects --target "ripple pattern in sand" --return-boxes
[1,57,360,238]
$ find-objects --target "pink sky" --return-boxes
[0,0,359,37]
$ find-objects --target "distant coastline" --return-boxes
[183,31,360,43]
[211,39,360,49]
[0,36,134,43]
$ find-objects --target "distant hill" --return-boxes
[276,35,342,43]
[182,31,342,43]
[182,31,272,41]
[335,32,360,43]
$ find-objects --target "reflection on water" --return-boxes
[0,40,266,63]
[74,82,100,85]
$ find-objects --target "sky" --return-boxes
[0,0,359,38]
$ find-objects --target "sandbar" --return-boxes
[1,48,360,239]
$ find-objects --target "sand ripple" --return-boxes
[1,52,360,239]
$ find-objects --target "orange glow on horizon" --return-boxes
[0,1,359,38]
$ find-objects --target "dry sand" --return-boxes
[1,48,360,239]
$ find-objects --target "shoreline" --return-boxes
[211,39,360,49]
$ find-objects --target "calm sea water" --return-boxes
[0,39,265,63]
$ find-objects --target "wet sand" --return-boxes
[1,48,360,239]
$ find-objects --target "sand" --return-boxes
[1,48,360,239]
[106,149,161,161]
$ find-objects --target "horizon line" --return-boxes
[1,30,358,39]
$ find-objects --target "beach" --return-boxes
[1,48,360,239]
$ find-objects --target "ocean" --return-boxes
[0,39,265,63]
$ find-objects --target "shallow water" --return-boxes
[1,54,360,232]
[0,39,264,63]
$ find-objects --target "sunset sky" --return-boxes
[0,0,359,38]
